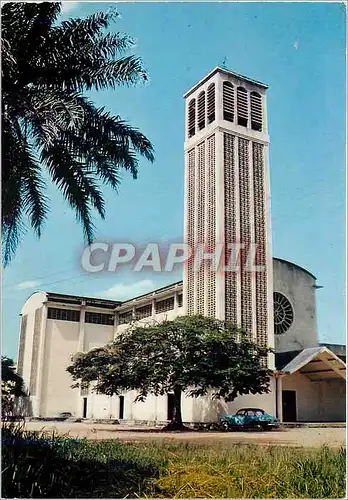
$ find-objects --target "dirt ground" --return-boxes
[23,421,346,448]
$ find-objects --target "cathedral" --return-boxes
[18,68,346,423]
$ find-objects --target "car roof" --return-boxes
[238,408,265,411]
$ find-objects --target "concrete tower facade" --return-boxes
[183,67,274,362]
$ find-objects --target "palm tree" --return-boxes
[2,2,154,266]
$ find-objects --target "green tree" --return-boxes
[2,2,154,266]
[67,315,273,430]
[1,357,25,417]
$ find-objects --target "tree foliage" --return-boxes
[2,2,154,265]
[67,315,273,429]
[1,357,25,417]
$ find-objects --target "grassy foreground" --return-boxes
[2,424,346,498]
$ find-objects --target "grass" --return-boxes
[1,423,346,498]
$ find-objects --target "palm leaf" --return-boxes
[2,2,155,265]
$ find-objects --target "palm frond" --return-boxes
[2,2,155,265]
[21,155,49,237]
[41,143,105,242]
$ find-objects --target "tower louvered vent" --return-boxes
[223,81,234,122]
[188,99,196,138]
[237,87,248,127]
[207,83,215,124]
[197,91,205,130]
[251,92,263,131]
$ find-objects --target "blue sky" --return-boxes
[2,1,346,359]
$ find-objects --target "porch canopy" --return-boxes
[281,346,346,381]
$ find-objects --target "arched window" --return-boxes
[197,91,205,130]
[223,81,234,122]
[207,83,215,124]
[250,91,263,131]
[237,86,248,127]
[188,99,196,138]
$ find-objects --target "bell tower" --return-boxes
[183,67,274,363]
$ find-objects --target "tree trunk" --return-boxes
[162,385,190,431]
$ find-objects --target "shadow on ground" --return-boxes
[2,432,161,498]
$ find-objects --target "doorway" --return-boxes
[167,393,174,421]
[119,395,124,420]
[282,390,297,422]
[82,397,87,419]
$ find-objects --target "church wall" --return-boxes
[191,377,276,422]
[273,259,318,353]
[40,319,79,417]
[317,379,346,421]
[86,393,114,419]
[84,323,113,351]
[19,292,47,395]
[125,393,169,422]
[115,306,185,337]
[83,389,195,422]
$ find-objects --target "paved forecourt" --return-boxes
[22,421,346,448]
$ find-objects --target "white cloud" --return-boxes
[16,280,41,290]
[99,279,156,301]
[61,2,80,15]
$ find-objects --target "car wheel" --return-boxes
[209,422,219,431]
[221,421,230,432]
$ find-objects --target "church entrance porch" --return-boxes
[276,347,346,423]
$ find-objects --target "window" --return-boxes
[237,86,248,127]
[188,99,196,138]
[197,91,205,130]
[254,410,264,416]
[223,81,234,122]
[118,310,133,325]
[85,311,114,326]
[207,83,215,124]
[135,304,152,320]
[250,91,262,131]
[155,297,174,314]
[177,294,183,308]
[273,292,294,334]
[47,307,80,322]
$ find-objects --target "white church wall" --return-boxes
[84,323,113,351]
[40,319,79,417]
[19,292,46,393]
[273,259,318,353]
[129,394,166,421]
[317,379,346,421]
[19,292,47,416]
[87,392,114,419]
[121,391,194,423]
[153,307,185,323]
[191,378,277,422]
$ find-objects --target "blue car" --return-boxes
[220,407,280,431]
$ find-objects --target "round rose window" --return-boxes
[273,292,294,334]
